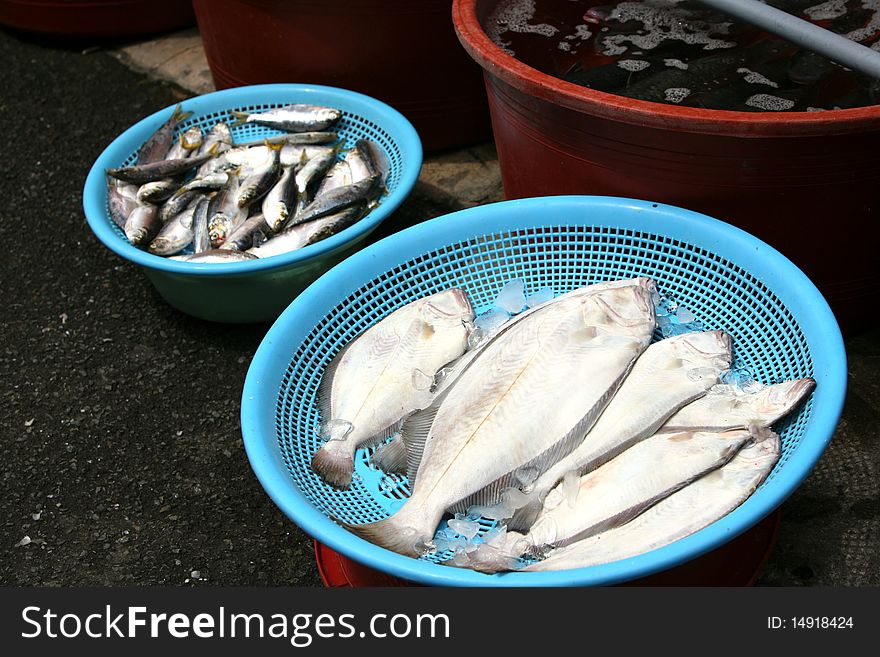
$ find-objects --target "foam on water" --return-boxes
[664,58,689,70]
[844,0,880,43]
[487,0,559,56]
[618,59,651,71]
[737,68,779,88]
[805,0,849,20]
[664,87,692,103]
[600,1,735,56]
[745,93,796,111]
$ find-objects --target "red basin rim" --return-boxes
[452,0,880,136]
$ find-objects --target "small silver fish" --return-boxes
[171,249,258,263]
[247,203,365,259]
[107,149,216,185]
[136,104,191,165]
[236,143,283,208]
[159,189,199,224]
[108,179,137,229]
[219,213,272,252]
[231,104,342,132]
[262,166,298,232]
[148,199,199,255]
[136,180,179,205]
[234,132,339,148]
[124,203,161,246]
[291,175,380,227]
[191,196,212,254]
[294,150,338,197]
[165,125,203,160]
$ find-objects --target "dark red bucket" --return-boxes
[0,0,195,38]
[452,0,880,335]
[315,510,780,587]
[192,0,492,152]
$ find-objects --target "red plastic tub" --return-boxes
[452,0,880,334]
[0,0,195,38]
[192,0,492,152]
[314,511,780,587]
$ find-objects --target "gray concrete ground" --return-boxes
[1,26,877,587]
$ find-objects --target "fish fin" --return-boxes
[230,110,250,127]
[264,138,284,152]
[170,104,192,125]
[315,340,354,424]
[311,437,356,489]
[507,501,543,533]
[340,501,437,558]
[398,396,447,483]
[371,435,407,475]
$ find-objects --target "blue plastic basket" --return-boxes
[83,83,422,323]
[241,196,847,586]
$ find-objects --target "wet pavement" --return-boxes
[1,26,877,587]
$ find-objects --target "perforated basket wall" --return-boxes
[84,83,421,276]
[242,196,846,587]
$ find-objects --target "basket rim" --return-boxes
[82,83,423,277]
[241,195,847,586]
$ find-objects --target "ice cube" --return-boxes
[676,306,696,323]
[411,368,434,391]
[493,279,526,314]
[476,307,511,334]
[448,517,481,540]
[526,287,555,308]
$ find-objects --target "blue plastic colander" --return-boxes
[241,196,846,586]
[83,83,422,323]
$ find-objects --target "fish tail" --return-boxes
[230,110,250,127]
[264,138,284,152]
[170,104,192,125]
[311,439,357,489]
[342,501,438,558]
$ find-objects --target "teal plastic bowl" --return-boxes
[83,83,422,323]
[241,196,846,586]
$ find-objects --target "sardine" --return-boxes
[136,180,179,204]
[248,203,366,259]
[281,144,338,169]
[218,213,272,252]
[148,199,199,256]
[522,430,780,572]
[235,132,339,148]
[108,179,137,229]
[509,330,733,531]
[159,189,199,224]
[312,289,476,489]
[291,175,380,227]
[507,428,753,559]
[195,122,234,176]
[171,249,258,263]
[124,203,161,246]
[191,196,212,254]
[294,150,338,196]
[236,143,282,208]
[231,104,342,132]
[262,166,299,232]
[344,283,656,556]
[165,125,203,160]
[178,171,230,194]
[136,104,191,165]
[207,171,247,247]
[659,378,815,433]
[107,150,216,185]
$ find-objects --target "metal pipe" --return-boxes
[694,0,880,79]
